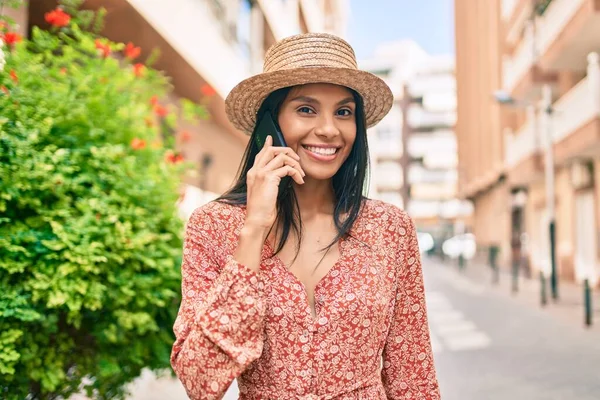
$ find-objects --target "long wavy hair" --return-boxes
[217,85,370,256]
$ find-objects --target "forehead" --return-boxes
[286,83,354,100]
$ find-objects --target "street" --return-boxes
[128,258,600,400]
[424,257,600,400]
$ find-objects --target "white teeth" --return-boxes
[305,146,337,156]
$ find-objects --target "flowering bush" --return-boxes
[0,1,208,398]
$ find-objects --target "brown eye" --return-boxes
[298,106,315,114]
[337,108,353,117]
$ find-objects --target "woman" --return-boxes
[171,33,440,400]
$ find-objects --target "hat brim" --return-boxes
[225,67,394,134]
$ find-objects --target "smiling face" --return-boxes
[277,83,357,181]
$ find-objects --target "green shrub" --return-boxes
[0,1,206,398]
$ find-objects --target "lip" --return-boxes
[301,144,341,162]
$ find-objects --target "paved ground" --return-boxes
[122,257,600,399]
[424,257,600,400]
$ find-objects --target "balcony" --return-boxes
[537,0,600,71]
[503,0,532,52]
[407,105,456,131]
[504,108,541,169]
[552,53,600,163]
[374,162,403,190]
[504,52,600,180]
[410,182,457,201]
[371,138,403,160]
[408,164,457,185]
[127,0,251,96]
[408,131,456,159]
[502,0,600,97]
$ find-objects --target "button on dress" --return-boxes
[171,199,440,399]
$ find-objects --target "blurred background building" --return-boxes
[361,40,472,257]
[359,40,428,210]
[405,54,472,252]
[455,0,600,286]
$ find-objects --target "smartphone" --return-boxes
[254,111,287,149]
[254,112,293,196]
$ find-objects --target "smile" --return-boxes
[301,145,341,162]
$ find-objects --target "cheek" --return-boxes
[343,130,357,155]
[278,115,306,150]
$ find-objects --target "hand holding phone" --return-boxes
[244,134,305,229]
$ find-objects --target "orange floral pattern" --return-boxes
[171,199,440,399]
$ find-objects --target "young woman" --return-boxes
[171,33,440,400]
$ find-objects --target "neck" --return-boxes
[292,177,336,219]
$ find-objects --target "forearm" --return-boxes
[234,223,270,273]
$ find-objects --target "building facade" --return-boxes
[455,0,600,285]
[405,55,472,235]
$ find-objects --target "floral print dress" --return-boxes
[171,199,440,399]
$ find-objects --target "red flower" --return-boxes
[9,70,18,83]
[59,67,68,75]
[124,42,141,60]
[0,86,9,95]
[153,104,169,117]
[95,39,111,58]
[150,95,159,106]
[180,131,192,142]
[3,32,22,46]
[133,63,145,77]
[200,84,216,97]
[45,8,71,28]
[130,138,147,150]
[164,150,184,164]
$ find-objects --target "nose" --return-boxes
[314,114,340,139]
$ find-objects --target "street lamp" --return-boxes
[493,85,558,304]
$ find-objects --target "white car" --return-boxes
[442,233,477,260]
[417,232,435,254]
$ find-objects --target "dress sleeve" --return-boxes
[170,207,266,400]
[381,212,440,399]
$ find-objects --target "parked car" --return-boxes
[442,233,477,260]
[417,232,435,254]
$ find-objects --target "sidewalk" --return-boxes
[428,255,600,334]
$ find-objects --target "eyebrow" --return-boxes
[289,95,355,106]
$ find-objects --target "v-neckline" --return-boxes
[265,235,347,322]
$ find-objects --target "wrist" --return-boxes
[241,220,271,239]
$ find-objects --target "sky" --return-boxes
[347,0,455,60]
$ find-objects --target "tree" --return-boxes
[0,1,207,398]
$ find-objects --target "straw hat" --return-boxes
[225,32,394,134]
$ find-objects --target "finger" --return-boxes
[255,146,300,169]
[263,153,305,177]
[272,165,305,185]
[265,146,300,162]
[253,135,272,166]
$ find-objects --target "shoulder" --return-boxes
[186,201,246,239]
[359,198,415,232]
[355,198,417,254]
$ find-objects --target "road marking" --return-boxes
[426,291,491,353]
[444,331,492,351]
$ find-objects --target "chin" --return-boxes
[304,169,338,181]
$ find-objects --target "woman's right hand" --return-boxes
[245,135,305,230]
